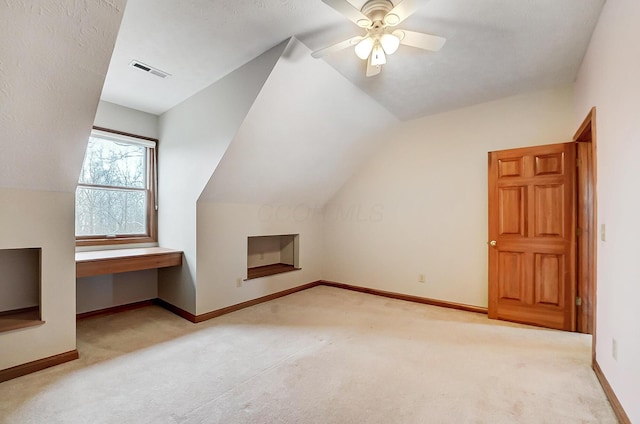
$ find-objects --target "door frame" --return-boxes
[573,107,597,358]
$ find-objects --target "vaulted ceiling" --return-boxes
[101,0,605,120]
[1,0,126,192]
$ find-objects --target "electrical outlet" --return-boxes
[418,274,426,283]
[601,224,606,242]
[259,253,264,260]
[236,278,242,288]
[612,338,618,361]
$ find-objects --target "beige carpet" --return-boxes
[0,286,616,423]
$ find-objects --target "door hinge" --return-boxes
[576,228,583,237]
[576,296,582,306]
[576,158,582,167]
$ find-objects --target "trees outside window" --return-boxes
[75,128,157,246]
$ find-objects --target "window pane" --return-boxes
[75,187,147,236]
[79,137,146,188]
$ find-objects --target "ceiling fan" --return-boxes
[312,0,446,77]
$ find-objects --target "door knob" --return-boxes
[488,240,497,247]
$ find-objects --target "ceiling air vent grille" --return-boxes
[129,60,170,78]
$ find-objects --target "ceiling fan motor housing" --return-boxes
[361,0,394,24]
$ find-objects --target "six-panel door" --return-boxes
[488,142,576,331]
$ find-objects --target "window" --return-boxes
[75,127,157,246]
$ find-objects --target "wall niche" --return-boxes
[247,234,300,279]
[0,248,43,332]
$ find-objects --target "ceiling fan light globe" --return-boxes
[355,37,375,60]
[380,33,400,55]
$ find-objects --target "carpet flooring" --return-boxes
[0,286,616,423]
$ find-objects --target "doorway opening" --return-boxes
[487,108,597,336]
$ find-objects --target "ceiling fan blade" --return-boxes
[384,0,417,26]
[322,0,372,28]
[393,29,446,51]
[311,36,364,58]
[366,60,381,77]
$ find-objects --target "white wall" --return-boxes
[280,236,296,267]
[76,101,160,314]
[323,86,575,307]
[574,0,640,420]
[157,41,288,314]
[196,203,323,314]
[196,39,396,314]
[76,270,157,314]
[0,189,76,369]
[247,236,283,269]
[0,0,125,370]
[94,100,159,139]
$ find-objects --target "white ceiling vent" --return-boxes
[129,60,170,78]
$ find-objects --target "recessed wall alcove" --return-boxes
[247,234,300,279]
[0,248,43,332]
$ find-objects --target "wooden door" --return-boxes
[488,142,576,331]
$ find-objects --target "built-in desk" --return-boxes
[75,247,183,278]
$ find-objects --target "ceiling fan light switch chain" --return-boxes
[370,43,387,66]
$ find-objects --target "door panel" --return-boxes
[533,184,564,237]
[488,142,576,331]
[534,253,562,306]
[534,153,564,175]
[498,158,524,177]
[498,251,525,301]
[499,187,525,235]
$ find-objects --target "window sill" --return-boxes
[76,236,156,248]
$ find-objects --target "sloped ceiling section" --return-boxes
[159,39,290,205]
[0,0,126,192]
[199,37,398,208]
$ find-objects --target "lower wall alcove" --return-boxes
[247,234,299,279]
[0,248,43,333]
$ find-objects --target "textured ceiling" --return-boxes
[1,0,126,192]
[101,0,605,120]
